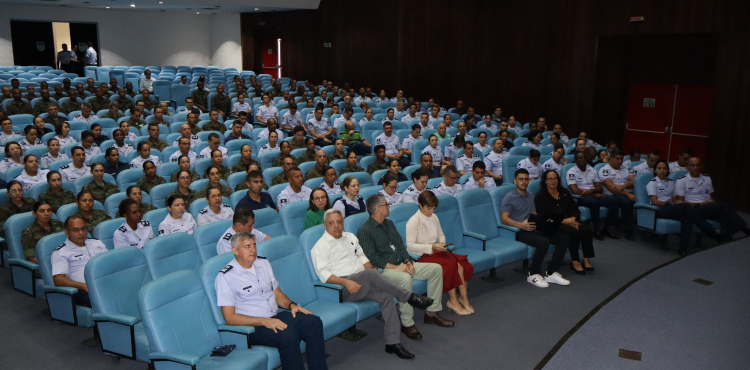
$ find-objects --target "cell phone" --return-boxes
[444,243,453,247]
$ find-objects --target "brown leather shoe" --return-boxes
[401,325,423,340]
[423,312,455,327]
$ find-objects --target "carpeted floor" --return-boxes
[0,218,746,370]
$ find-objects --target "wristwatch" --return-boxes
[288,301,298,310]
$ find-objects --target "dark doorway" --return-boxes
[591,33,719,153]
[10,21,55,67]
[70,23,99,67]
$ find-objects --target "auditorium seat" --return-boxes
[5,212,46,297]
[93,219,125,250]
[143,232,202,279]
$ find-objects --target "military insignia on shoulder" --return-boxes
[602,170,609,176]
[199,209,208,214]
[649,177,657,182]
[678,175,687,180]
[158,229,165,235]
[118,226,127,232]
[433,183,442,189]
[55,243,66,251]
[568,173,575,179]
[60,164,70,169]
[220,264,233,274]
[256,256,267,259]
[463,178,470,184]
[222,203,230,207]
[191,135,199,139]
[701,173,709,176]
[140,221,150,226]
[222,233,232,240]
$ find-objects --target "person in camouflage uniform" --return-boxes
[135,161,166,194]
[115,185,157,218]
[340,151,365,175]
[114,89,133,112]
[272,157,296,186]
[33,89,56,116]
[210,83,232,118]
[21,200,65,263]
[100,101,125,121]
[191,81,209,112]
[199,165,233,198]
[168,170,201,208]
[205,149,231,181]
[139,90,157,111]
[125,108,147,129]
[272,141,296,167]
[170,155,200,182]
[305,150,329,181]
[89,87,110,112]
[202,110,227,134]
[0,181,36,237]
[144,123,169,151]
[367,145,389,174]
[326,139,347,164]
[60,90,82,114]
[294,138,317,166]
[5,89,33,115]
[81,163,120,204]
[76,191,113,233]
[37,170,77,213]
[231,144,261,173]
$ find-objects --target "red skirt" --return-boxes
[419,251,474,292]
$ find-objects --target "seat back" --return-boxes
[489,185,518,227]
[86,246,151,321]
[343,212,370,234]
[75,174,117,194]
[148,183,177,208]
[193,220,232,262]
[388,203,419,245]
[117,168,145,190]
[502,155,527,183]
[337,171,372,187]
[143,232,202,279]
[138,270,219,357]
[279,200,309,237]
[560,163,576,188]
[35,232,69,287]
[142,208,168,236]
[257,236,318,306]
[410,139,429,164]
[56,201,106,223]
[456,188,498,239]
[198,252,236,325]
[4,212,36,260]
[668,170,688,181]
[254,207,285,236]
[29,181,77,199]
[93,219,126,250]
[434,195,465,250]
[634,173,656,204]
[103,192,126,218]
[299,225,326,281]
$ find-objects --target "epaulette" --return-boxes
[60,164,70,169]
[220,264,233,274]
[222,203,231,207]
[257,256,267,259]
[395,191,402,195]
[222,233,233,240]
[199,209,208,214]
[702,173,709,176]
[433,183,442,189]
[191,135,199,139]
[472,154,480,158]
[55,243,66,251]
[457,154,466,159]
[463,178,471,184]
[158,229,165,235]
[118,226,127,232]
[677,175,687,180]
[666,177,673,181]
[140,220,150,226]
[649,177,657,182]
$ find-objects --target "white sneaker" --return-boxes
[545,272,571,286]
[527,274,549,288]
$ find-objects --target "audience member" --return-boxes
[462,161,496,190]
[216,208,271,254]
[277,167,312,209]
[200,165,233,197]
[113,199,154,249]
[167,170,200,208]
[159,194,197,236]
[75,191,112,233]
[80,162,119,204]
[16,154,49,190]
[304,188,331,230]
[37,171,76,213]
[516,149,544,180]
[0,181,35,236]
[236,171,277,211]
[21,200,64,264]
[115,186,156,217]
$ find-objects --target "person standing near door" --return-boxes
[72,45,85,76]
[85,41,97,67]
[56,44,76,73]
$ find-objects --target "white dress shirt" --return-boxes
[196,204,234,227]
[113,220,154,249]
[158,212,197,236]
[51,238,107,283]
[277,185,312,209]
[311,231,369,283]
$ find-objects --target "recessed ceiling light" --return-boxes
[196,12,200,14]
[106,6,110,8]
[159,1,163,3]
[130,3,135,7]
[255,8,259,10]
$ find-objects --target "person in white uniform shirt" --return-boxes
[119,121,138,142]
[40,138,69,169]
[130,142,162,168]
[110,129,134,158]
[15,154,50,190]
[483,138,509,186]
[232,93,252,117]
[576,132,600,148]
[401,104,419,124]
[169,137,198,165]
[630,150,660,179]
[401,124,423,159]
[311,208,431,360]
[422,134,446,168]
[258,131,281,157]
[0,118,22,146]
[401,168,430,204]
[256,118,284,140]
[375,121,410,168]
[198,133,228,161]
[84,42,97,66]
[53,122,77,149]
[332,176,366,218]
[542,144,567,176]
[80,131,101,165]
[197,187,234,227]
[60,146,91,182]
[281,105,304,134]
[277,167,312,209]
[18,126,44,153]
[596,149,635,240]
[215,208,271,255]
[427,106,441,124]
[480,115,498,132]
[522,131,543,150]
[516,150,544,180]
[462,161,496,190]
[307,108,334,147]
[172,124,202,149]
[548,133,567,153]
[418,113,434,130]
[139,69,155,92]
[334,107,355,130]
[674,156,749,242]
[51,215,108,308]
[159,194,197,236]
[552,124,569,144]
[669,147,693,173]
[256,94,279,126]
[319,167,343,196]
[567,152,618,241]
[431,165,462,196]
[177,97,203,115]
[71,103,99,125]
[113,199,154,249]
[455,140,481,176]
[379,173,403,205]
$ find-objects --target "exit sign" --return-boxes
[643,98,655,108]
[630,16,645,22]
[323,43,332,48]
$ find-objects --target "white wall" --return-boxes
[0,5,242,69]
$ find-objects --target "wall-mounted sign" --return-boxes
[643,98,655,108]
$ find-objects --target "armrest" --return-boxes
[92,313,138,326]
[314,281,344,291]
[44,285,78,295]
[463,231,487,241]
[7,258,38,270]
[572,194,581,199]
[218,324,255,335]
[634,203,658,211]
[149,351,201,366]
[408,253,421,261]
[314,280,344,303]
[497,223,520,233]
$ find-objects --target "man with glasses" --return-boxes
[311,208,433,359]
[60,147,91,183]
[358,194,453,341]
[501,169,570,288]
[675,157,749,240]
[51,215,108,308]
[431,165,462,196]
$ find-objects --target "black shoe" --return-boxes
[570,261,586,275]
[678,249,688,257]
[593,229,604,241]
[603,228,620,239]
[624,231,634,241]
[407,293,433,310]
[385,343,415,359]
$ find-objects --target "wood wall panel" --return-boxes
[242,0,750,211]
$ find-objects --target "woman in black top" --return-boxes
[534,170,595,274]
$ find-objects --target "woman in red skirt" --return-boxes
[406,191,474,315]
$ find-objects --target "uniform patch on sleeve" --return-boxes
[222,233,233,240]
[220,264,233,274]
[118,226,127,233]
[199,209,208,214]
[678,175,687,180]
[158,229,165,235]
[568,173,575,180]
[60,164,70,169]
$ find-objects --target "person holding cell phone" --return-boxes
[405,190,475,315]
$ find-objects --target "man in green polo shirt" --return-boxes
[339,120,371,156]
[357,193,453,340]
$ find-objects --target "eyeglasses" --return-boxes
[447,176,458,181]
[8,189,22,194]
[178,176,191,180]
[546,178,559,182]
[66,227,86,233]
[208,194,222,199]
[313,196,327,201]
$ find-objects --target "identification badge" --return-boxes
[389,244,396,251]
